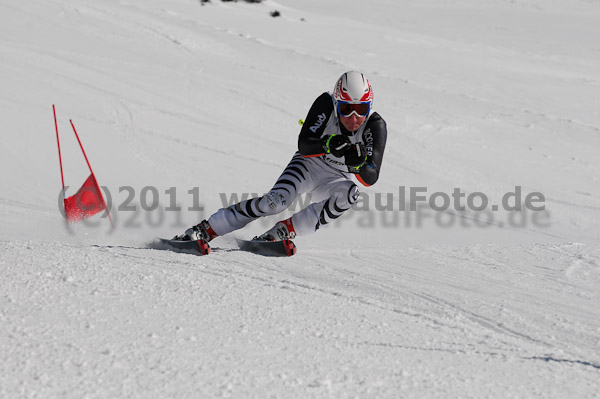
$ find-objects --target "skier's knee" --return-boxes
[260,190,291,215]
[347,183,360,206]
[331,183,360,208]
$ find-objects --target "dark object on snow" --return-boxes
[270,10,281,17]
[154,238,211,256]
[236,239,296,257]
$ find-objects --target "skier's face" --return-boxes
[339,113,366,132]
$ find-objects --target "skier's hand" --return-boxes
[344,142,368,170]
[322,134,352,157]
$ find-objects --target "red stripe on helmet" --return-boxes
[359,82,373,102]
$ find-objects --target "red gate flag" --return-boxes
[64,173,106,222]
[54,105,114,226]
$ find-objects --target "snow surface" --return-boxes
[1,0,600,397]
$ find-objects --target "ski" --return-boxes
[153,237,211,256]
[235,239,296,257]
[151,237,295,257]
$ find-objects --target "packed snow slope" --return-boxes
[1,0,599,398]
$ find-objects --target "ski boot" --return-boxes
[175,220,219,242]
[254,217,296,242]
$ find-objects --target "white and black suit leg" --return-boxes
[291,176,359,236]
[207,153,358,237]
[207,153,316,236]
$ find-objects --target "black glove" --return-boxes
[322,134,352,157]
[344,142,367,170]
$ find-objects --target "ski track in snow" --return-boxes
[1,0,600,397]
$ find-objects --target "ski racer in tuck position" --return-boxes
[177,71,388,244]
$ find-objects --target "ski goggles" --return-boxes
[336,101,371,118]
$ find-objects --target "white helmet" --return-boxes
[332,71,373,118]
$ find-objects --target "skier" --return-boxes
[177,71,387,243]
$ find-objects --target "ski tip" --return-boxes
[282,239,297,256]
[197,239,211,255]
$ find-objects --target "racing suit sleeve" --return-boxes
[298,92,334,157]
[356,112,387,187]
